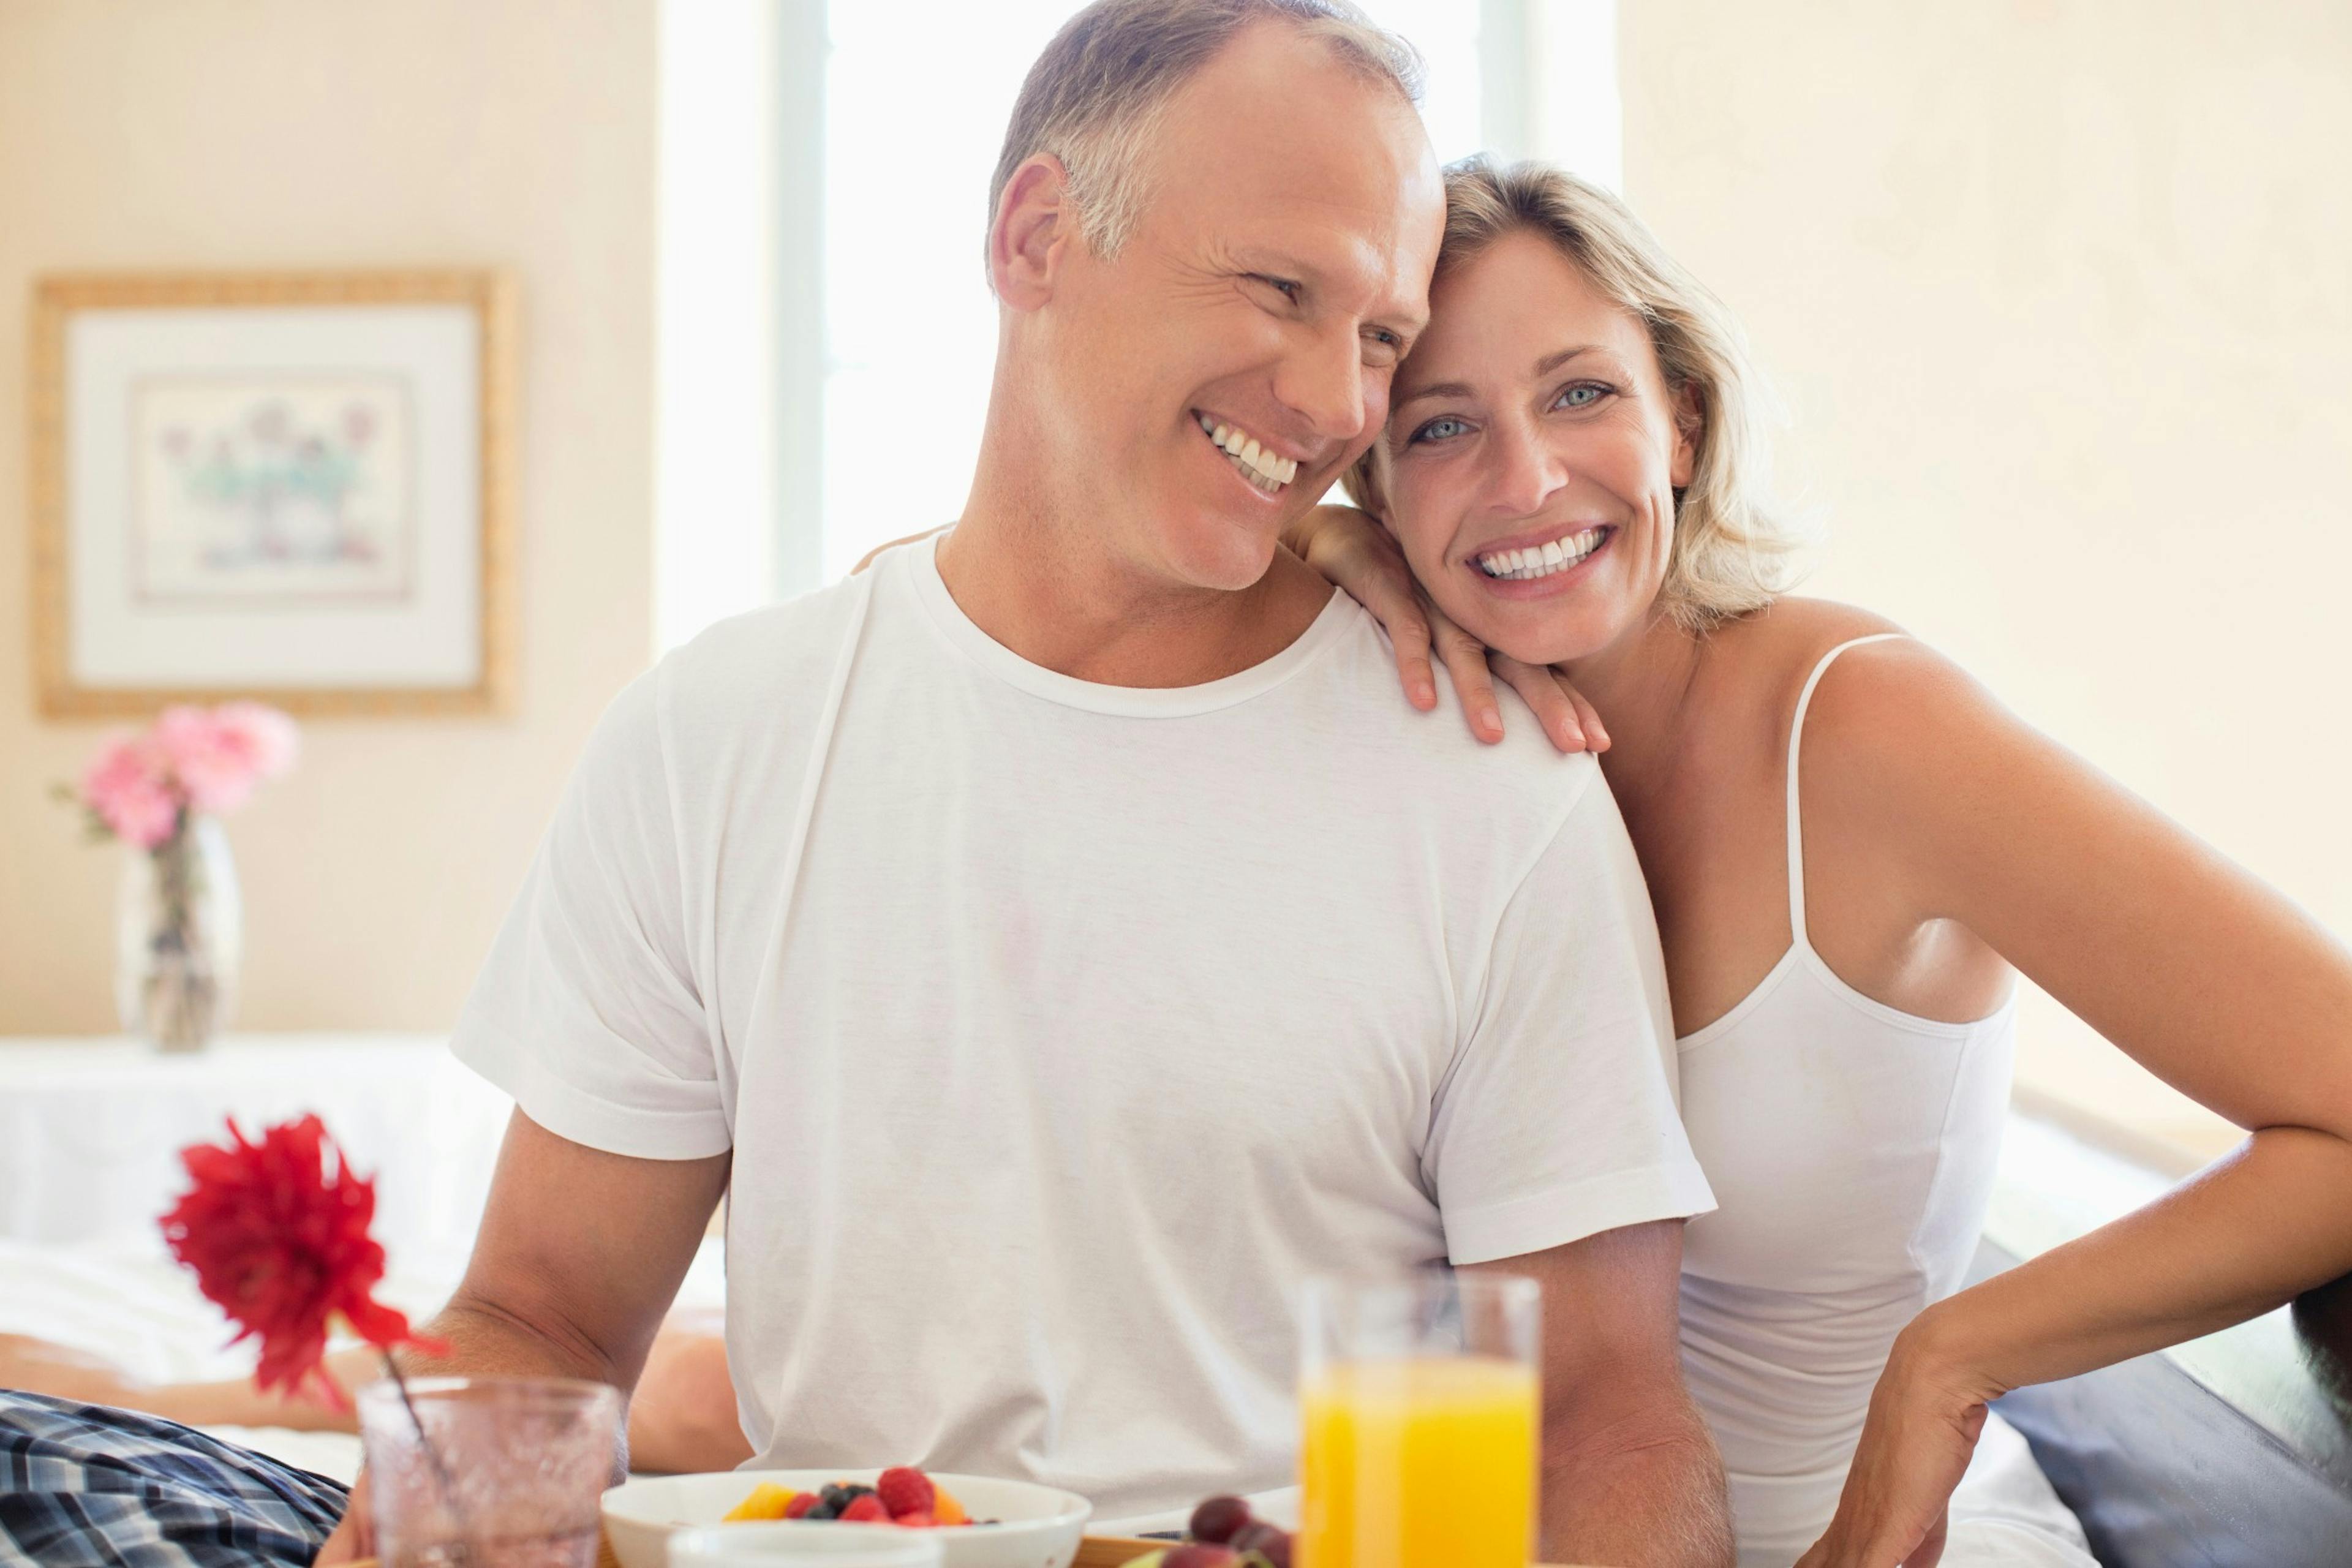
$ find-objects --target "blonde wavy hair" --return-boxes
[1348,157,1801,632]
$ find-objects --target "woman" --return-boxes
[1281,155,2352,1567]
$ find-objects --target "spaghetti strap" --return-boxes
[1785,633,1908,947]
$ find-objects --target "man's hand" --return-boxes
[1471,1221,1732,1568]
[1796,1314,1999,1568]
[314,1470,377,1565]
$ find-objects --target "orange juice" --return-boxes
[1299,1353,1537,1568]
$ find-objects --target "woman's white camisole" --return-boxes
[1673,635,2095,1566]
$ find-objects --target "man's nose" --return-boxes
[1271,322,1368,445]
[1488,417,1569,518]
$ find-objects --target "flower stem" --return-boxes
[383,1351,473,1563]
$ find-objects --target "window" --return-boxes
[658,0,1619,648]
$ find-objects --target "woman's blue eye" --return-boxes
[1555,383,1608,409]
[1411,417,1469,443]
[1253,274,1302,302]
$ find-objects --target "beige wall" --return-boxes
[1621,1,2352,1154]
[0,0,657,1033]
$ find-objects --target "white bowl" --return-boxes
[601,1469,1092,1568]
[669,1521,944,1566]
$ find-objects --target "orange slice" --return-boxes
[723,1482,798,1521]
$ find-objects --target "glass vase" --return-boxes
[116,814,243,1052]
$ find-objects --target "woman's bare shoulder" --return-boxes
[1724,598,2019,825]
[1700,596,1914,720]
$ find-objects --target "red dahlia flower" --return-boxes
[160,1114,442,1409]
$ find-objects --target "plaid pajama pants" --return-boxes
[0,1390,345,1567]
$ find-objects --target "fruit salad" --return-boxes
[723,1466,973,1529]
[1119,1494,1292,1568]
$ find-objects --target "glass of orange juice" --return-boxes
[1298,1272,1541,1568]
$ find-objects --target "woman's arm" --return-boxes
[1796,640,2352,1566]
[1284,505,1605,752]
[0,1324,745,1471]
[0,1335,361,1431]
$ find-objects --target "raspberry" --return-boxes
[783,1492,821,1520]
[839,1494,891,1523]
[876,1466,938,1519]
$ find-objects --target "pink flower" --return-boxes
[156,703,299,816]
[67,703,296,850]
[215,703,300,778]
[81,737,180,850]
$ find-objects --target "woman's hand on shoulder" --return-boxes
[1287,504,1607,755]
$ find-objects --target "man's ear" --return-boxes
[990,154,1075,310]
[1668,381,1703,489]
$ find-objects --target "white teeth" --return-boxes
[1200,414,1294,491]
[1476,528,1611,580]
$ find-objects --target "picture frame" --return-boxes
[29,270,518,717]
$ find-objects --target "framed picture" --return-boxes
[29,270,517,717]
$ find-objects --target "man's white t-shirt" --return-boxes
[453,535,1713,1517]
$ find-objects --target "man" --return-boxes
[2,6,1730,1566]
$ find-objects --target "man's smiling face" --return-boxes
[1025,21,1444,594]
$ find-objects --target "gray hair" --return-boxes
[988,0,1424,260]
[1349,157,1803,632]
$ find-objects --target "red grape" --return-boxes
[1230,1522,1292,1567]
[1188,1495,1254,1545]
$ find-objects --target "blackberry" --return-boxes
[807,1481,875,1523]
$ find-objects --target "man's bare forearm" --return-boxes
[1541,1414,1733,1568]
[395,1290,641,1477]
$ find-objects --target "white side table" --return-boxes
[0,1033,512,1270]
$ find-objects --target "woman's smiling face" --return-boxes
[1378,228,1696,667]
